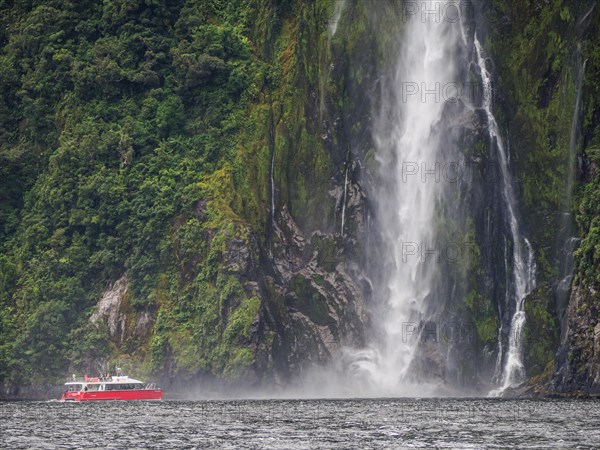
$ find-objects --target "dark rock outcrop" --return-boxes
[551,285,600,396]
[259,205,370,384]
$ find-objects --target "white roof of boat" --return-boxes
[65,376,144,385]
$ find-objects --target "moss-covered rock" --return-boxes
[523,283,559,378]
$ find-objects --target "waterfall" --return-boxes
[270,149,275,225]
[473,36,537,395]
[332,0,538,397]
[327,0,346,38]
[556,56,587,330]
[347,1,465,395]
[340,165,349,237]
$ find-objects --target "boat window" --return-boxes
[68,384,82,392]
[109,383,143,390]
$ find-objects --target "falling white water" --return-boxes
[344,2,464,395]
[492,303,505,383]
[473,36,537,395]
[270,150,276,225]
[327,0,346,38]
[556,57,587,326]
[340,165,349,236]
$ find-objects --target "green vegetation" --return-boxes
[0,0,267,384]
[489,0,574,248]
[463,217,498,348]
[523,284,559,377]
[573,147,600,288]
[0,0,350,387]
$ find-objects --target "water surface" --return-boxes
[1,398,599,448]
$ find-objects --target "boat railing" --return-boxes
[66,377,87,383]
[66,376,113,383]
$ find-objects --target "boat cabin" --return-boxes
[65,375,149,392]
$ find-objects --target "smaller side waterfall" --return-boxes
[270,147,276,225]
[556,56,587,330]
[327,0,346,38]
[500,238,536,389]
[473,35,537,395]
[340,165,349,237]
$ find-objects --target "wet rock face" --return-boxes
[260,205,370,381]
[223,233,255,276]
[550,154,600,397]
[89,276,129,341]
[89,276,154,345]
[594,322,600,386]
[552,285,600,396]
[329,160,368,239]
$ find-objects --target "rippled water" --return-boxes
[1,398,599,448]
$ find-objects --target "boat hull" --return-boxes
[61,389,163,402]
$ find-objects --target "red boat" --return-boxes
[61,373,163,401]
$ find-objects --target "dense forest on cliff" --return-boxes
[0,0,277,384]
[0,0,599,396]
